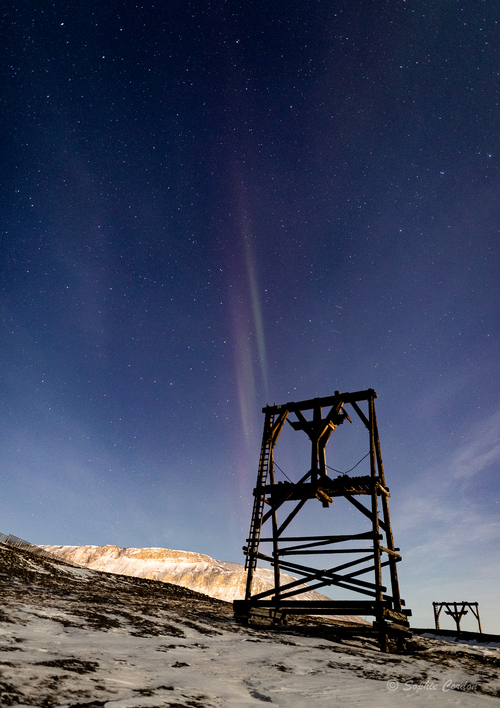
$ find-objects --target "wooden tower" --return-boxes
[234,389,411,651]
[433,602,482,634]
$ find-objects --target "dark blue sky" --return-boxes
[1,1,499,631]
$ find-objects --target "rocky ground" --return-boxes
[1,543,499,707]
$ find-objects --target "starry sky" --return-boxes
[1,1,499,632]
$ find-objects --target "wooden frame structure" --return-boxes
[234,389,411,651]
[433,602,482,634]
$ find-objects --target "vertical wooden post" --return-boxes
[311,401,321,484]
[433,602,441,630]
[269,444,281,606]
[369,393,386,650]
[472,603,482,633]
[373,407,402,613]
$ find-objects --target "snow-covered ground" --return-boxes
[1,545,499,707]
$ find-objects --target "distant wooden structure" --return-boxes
[433,602,482,634]
[234,389,411,652]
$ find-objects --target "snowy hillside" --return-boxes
[1,543,499,707]
[41,543,370,625]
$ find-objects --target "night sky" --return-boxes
[1,1,499,632]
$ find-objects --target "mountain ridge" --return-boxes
[41,543,371,625]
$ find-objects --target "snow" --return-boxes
[3,610,499,707]
[419,632,500,650]
[1,545,499,707]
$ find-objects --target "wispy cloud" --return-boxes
[393,406,500,570]
[451,408,500,479]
